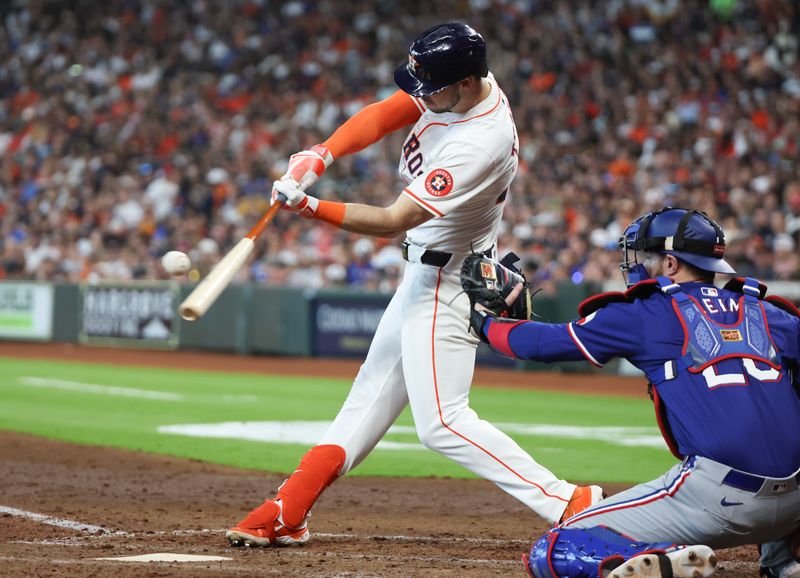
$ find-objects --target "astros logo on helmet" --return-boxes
[408,54,421,75]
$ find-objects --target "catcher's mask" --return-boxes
[619,207,736,287]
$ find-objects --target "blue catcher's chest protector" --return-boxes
[640,277,800,475]
[653,276,780,383]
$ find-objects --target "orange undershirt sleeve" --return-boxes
[323,90,423,159]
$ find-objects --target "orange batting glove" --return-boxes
[284,144,334,190]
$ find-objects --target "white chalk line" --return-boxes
[9,528,220,546]
[0,505,128,535]
[0,555,253,570]
[10,538,107,546]
[11,527,528,546]
[3,505,524,568]
[3,506,527,547]
[17,377,184,401]
[1,506,758,571]
[0,506,521,566]
[15,376,258,403]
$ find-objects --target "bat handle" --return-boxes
[276,192,288,203]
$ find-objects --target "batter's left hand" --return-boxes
[271,179,320,219]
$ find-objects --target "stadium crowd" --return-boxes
[0,0,798,294]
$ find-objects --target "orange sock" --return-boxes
[276,444,346,528]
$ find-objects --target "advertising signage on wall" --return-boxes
[310,293,514,367]
[80,282,179,348]
[0,282,54,340]
[311,295,390,357]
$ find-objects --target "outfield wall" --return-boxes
[5,280,797,372]
[0,280,601,371]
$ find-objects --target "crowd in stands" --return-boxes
[1,0,798,294]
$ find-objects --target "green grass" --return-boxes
[0,356,676,483]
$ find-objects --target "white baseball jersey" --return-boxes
[399,73,518,253]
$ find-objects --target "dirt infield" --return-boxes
[0,343,760,576]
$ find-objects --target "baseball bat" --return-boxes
[179,195,285,321]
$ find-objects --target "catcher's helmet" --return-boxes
[620,207,736,285]
[394,22,488,98]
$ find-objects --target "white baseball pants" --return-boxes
[319,255,575,523]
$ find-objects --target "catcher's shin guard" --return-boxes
[276,444,346,528]
[526,527,676,578]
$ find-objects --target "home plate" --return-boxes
[94,553,232,562]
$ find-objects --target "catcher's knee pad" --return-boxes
[527,527,675,578]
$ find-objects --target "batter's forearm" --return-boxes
[336,203,408,237]
[312,195,432,237]
[304,199,405,236]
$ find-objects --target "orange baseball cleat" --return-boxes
[559,485,604,524]
[226,499,309,547]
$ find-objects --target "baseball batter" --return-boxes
[226,22,601,548]
[470,208,800,578]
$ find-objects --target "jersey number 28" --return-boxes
[702,358,780,388]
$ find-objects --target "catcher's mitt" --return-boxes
[460,252,533,339]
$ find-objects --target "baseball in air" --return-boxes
[161,251,192,276]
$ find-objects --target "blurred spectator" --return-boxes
[0,0,798,292]
[346,238,376,288]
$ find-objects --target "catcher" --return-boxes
[465,208,800,578]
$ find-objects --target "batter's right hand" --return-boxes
[271,179,320,219]
[284,144,333,190]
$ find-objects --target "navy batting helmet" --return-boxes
[620,207,736,285]
[394,22,488,98]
